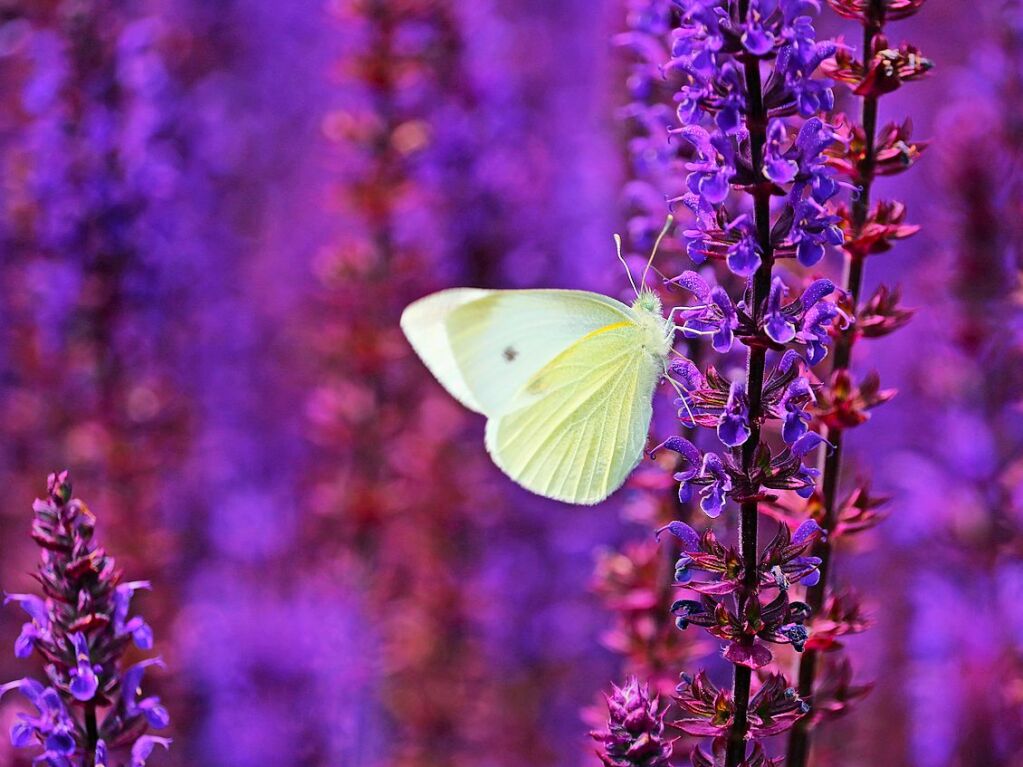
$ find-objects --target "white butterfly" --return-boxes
[400,230,679,505]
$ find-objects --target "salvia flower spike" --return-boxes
[608,0,854,765]
[592,676,676,767]
[1,472,170,767]
[785,0,929,764]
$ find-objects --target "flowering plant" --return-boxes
[784,0,928,762]
[600,0,843,761]
[596,0,927,765]
[1,472,170,767]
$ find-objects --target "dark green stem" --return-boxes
[724,21,774,766]
[785,2,884,765]
[84,701,99,766]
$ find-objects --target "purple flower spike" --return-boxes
[612,0,896,760]
[3,474,170,764]
[592,678,673,767]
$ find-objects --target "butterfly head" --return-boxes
[632,290,673,361]
[632,289,662,317]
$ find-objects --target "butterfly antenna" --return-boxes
[614,233,641,297]
[642,215,674,290]
[664,373,697,425]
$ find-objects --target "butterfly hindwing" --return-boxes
[484,319,660,505]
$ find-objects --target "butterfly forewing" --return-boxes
[400,288,492,413]
[484,319,661,505]
[444,290,633,415]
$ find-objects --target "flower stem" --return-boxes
[85,700,99,766]
[785,3,884,764]
[724,33,774,767]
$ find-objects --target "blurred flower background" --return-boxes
[0,1,1018,766]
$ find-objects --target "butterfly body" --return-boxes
[629,290,674,360]
[400,287,675,505]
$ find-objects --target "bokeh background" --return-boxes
[0,1,1019,766]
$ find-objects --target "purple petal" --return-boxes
[131,736,172,767]
[799,564,822,587]
[45,728,76,756]
[70,667,98,702]
[792,431,829,459]
[797,238,825,267]
[742,25,775,56]
[672,270,711,300]
[782,412,808,444]
[699,170,730,204]
[656,436,703,468]
[799,278,835,309]
[778,349,802,374]
[14,624,39,659]
[766,314,796,344]
[4,594,48,627]
[10,720,34,748]
[140,698,171,729]
[717,414,750,447]
[655,521,701,551]
[793,519,825,546]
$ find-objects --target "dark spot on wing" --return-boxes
[503,346,518,362]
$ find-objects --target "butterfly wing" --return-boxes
[401,289,633,415]
[484,319,661,505]
[400,288,492,412]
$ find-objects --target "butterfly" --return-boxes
[400,224,682,505]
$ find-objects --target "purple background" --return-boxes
[0,1,1017,766]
